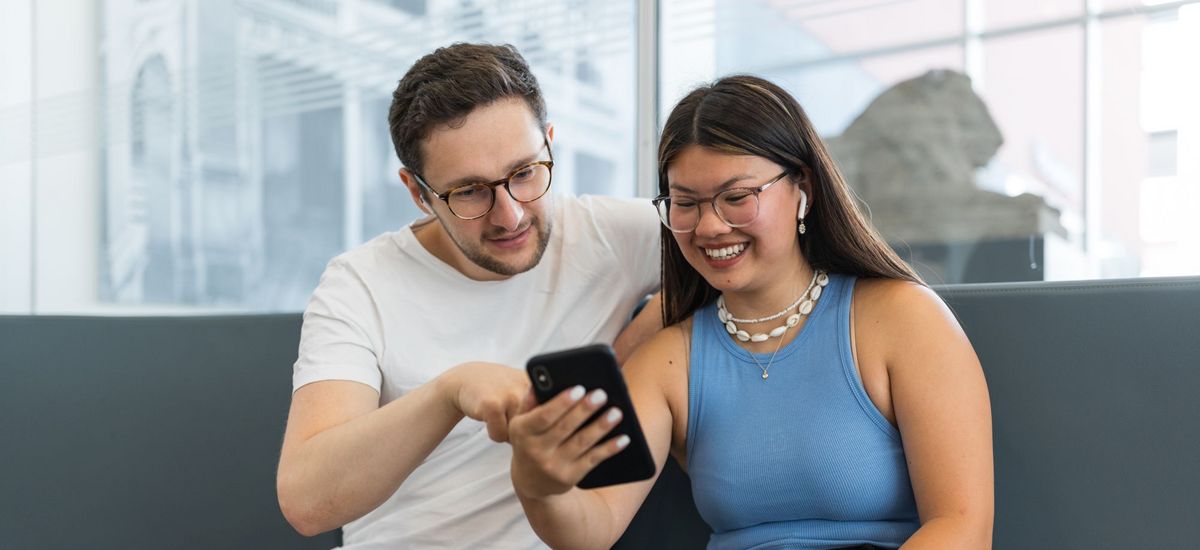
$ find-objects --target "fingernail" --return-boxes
[615,435,630,449]
[605,407,622,423]
[589,389,608,405]
[568,386,585,402]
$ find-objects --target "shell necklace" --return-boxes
[717,270,829,380]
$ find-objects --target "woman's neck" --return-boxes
[720,260,815,324]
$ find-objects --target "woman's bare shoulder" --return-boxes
[853,277,976,371]
[854,278,954,325]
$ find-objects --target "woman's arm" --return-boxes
[508,327,686,549]
[864,281,994,549]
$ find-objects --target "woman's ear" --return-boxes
[794,165,814,217]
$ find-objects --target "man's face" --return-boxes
[409,98,554,279]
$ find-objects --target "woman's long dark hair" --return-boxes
[659,75,923,326]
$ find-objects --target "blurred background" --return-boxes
[2,0,1197,314]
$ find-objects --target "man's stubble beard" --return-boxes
[441,212,554,277]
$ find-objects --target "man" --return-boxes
[276,43,661,548]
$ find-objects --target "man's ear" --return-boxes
[399,168,433,216]
[545,122,555,145]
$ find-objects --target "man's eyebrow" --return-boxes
[440,149,544,190]
[668,174,756,194]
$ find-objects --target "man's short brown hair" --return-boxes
[388,43,547,176]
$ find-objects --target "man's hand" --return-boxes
[437,362,531,442]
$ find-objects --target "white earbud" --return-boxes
[797,190,808,235]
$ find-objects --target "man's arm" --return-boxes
[612,292,663,365]
[585,196,663,365]
[276,363,529,536]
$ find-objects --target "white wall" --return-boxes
[0,1,34,314]
[31,0,103,313]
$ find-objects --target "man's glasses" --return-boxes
[651,171,789,233]
[412,140,554,220]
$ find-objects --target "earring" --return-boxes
[797,190,808,235]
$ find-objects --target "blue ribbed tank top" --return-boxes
[686,274,919,550]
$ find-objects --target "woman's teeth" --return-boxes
[704,243,747,260]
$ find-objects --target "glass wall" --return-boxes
[1,0,637,313]
[660,0,1200,284]
[3,0,1198,314]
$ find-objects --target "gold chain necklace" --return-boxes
[747,323,789,380]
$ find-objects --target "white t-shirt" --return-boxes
[293,194,661,549]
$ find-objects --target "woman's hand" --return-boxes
[508,386,629,500]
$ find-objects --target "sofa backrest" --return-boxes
[937,276,1200,548]
[0,315,337,549]
[2,276,1198,549]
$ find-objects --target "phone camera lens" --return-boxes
[532,366,553,391]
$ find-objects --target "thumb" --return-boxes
[486,416,510,443]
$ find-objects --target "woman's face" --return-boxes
[665,145,806,295]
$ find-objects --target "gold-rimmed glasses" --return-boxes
[651,171,789,233]
[412,140,554,220]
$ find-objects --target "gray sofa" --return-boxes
[1,276,1197,549]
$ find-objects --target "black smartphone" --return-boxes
[526,343,656,489]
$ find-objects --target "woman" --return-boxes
[507,75,993,549]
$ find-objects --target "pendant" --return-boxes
[761,372,769,380]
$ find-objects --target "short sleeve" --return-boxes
[585,195,662,296]
[292,259,384,393]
